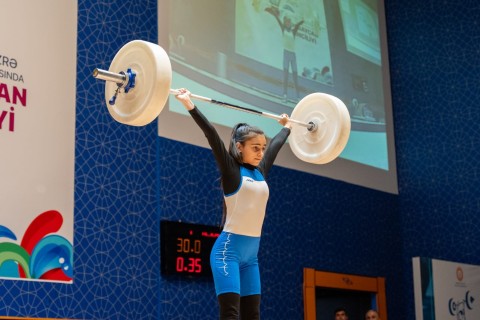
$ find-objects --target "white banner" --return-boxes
[413,257,480,320]
[0,0,77,283]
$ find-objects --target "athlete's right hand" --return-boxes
[174,88,195,110]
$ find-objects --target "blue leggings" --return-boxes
[210,232,261,296]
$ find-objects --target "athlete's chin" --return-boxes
[246,160,261,166]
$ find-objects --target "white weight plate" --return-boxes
[289,93,351,164]
[106,40,172,126]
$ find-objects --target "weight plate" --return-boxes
[289,93,351,164]
[106,40,172,126]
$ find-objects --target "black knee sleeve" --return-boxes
[218,293,240,320]
[240,294,261,320]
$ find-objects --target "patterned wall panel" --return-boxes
[386,1,480,319]
[1,1,160,319]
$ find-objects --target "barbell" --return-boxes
[93,40,351,164]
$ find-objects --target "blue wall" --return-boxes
[386,1,480,319]
[1,0,480,319]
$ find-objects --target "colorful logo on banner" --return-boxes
[447,290,475,320]
[447,266,476,320]
[0,210,73,281]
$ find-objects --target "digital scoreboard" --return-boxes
[160,220,221,277]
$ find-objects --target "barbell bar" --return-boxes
[92,40,351,164]
[93,68,317,131]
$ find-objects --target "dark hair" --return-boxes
[228,123,265,164]
[334,307,348,316]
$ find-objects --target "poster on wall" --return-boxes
[413,257,480,320]
[0,0,77,283]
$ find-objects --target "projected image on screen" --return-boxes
[339,0,381,65]
[235,0,334,101]
[158,0,397,194]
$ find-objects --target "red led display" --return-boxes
[160,220,221,277]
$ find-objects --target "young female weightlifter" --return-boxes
[175,88,291,320]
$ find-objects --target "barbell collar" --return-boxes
[93,68,126,86]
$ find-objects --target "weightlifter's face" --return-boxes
[237,135,267,166]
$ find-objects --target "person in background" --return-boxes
[175,88,291,320]
[365,309,381,320]
[266,4,304,103]
[334,307,349,320]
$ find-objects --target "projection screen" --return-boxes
[157,0,398,194]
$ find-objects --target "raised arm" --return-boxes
[265,6,284,32]
[260,114,291,177]
[292,19,304,36]
[174,88,234,174]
